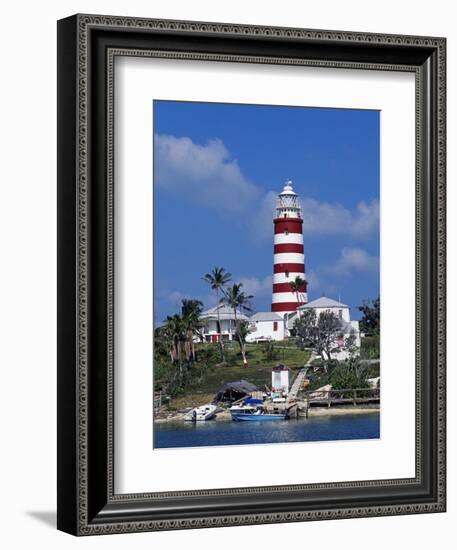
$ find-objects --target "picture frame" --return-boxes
[57,13,446,535]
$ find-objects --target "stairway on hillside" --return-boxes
[288,351,316,400]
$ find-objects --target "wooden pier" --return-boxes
[298,388,380,416]
[263,387,380,419]
[263,399,300,418]
[305,387,380,406]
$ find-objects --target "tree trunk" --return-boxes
[240,341,248,367]
[190,331,196,361]
[216,288,225,360]
[186,329,194,361]
[233,308,248,367]
[184,338,189,362]
[325,343,332,361]
[172,339,178,362]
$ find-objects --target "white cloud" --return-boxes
[306,270,338,297]
[155,133,379,241]
[328,247,379,276]
[306,270,321,291]
[251,195,379,243]
[164,289,217,312]
[301,198,379,238]
[237,275,272,298]
[155,134,260,215]
[164,290,192,307]
[164,276,271,315]
[250,191,277,242]
[349,200,380,237]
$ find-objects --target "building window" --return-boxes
[338,309,343,319]
[284,228,289,235]
[273,321,278,331]
[285,271,289,278]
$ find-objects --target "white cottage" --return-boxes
[245,312,285,342]
[199,304,248,343]
[287,296,361,360]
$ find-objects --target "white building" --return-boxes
[199,297,360,361]
[245,312,285,342]
[199,304,248,343]
[287,296,361,360]
[271,365,290,392]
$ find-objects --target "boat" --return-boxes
[229,403,288,421]
[184,404,217,422]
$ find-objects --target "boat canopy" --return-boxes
[244,398,263,405]
[214,380,258,403]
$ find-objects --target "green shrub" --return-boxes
[304,358,370,392]
[361,335,380,359]
[262,341,278,361]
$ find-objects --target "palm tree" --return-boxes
[162,313,189,385]
[163,314,186,364]
[181,299,203,362]
[221,283,253,366]
[202,267,232,359]
[289,275,306,314]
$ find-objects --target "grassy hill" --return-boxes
[157,341,311,410]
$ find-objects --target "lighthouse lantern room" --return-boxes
[271,181,308,316]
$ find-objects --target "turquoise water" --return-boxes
[154,412,380,449]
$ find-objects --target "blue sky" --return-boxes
[153,101,380,323]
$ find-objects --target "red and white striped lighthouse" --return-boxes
[271,180,308,316]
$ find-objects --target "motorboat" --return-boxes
[184,404,217,422]
[229,403,288,421]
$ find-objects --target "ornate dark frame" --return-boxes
[57,14,446,536]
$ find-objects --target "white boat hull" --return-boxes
[184,404,217,422]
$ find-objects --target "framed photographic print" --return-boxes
[57,14,446,535]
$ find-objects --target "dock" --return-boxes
[304,387,380,406]
[296,387,380,417]
[263,387,379,418]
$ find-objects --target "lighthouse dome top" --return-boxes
[276,180,301,218]
[279,180,297,196]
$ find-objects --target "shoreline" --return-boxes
[154,406,380,424]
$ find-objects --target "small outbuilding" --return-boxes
[271,364,290,393]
